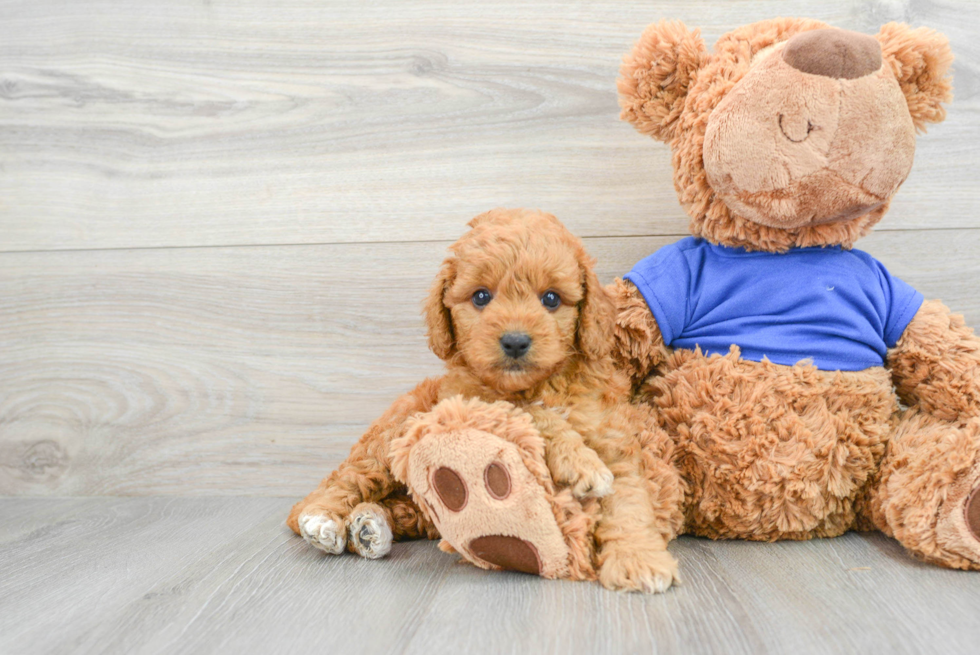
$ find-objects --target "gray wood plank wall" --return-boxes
[2,0,979,496]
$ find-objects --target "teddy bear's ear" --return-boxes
[618,20,707,142]
[876,23,953,132]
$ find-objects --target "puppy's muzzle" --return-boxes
[499,332,532,360]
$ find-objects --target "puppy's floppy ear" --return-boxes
[423,257,457,361]
[618,20,707,142]
[575,251,616,361]
[877,22,953,132]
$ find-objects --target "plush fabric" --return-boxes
[619,18,951,252]
[624,237,923,370]
[389,395,599,581]
[781,28,882,79]
[615,18,980,570]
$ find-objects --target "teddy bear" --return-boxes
[386,18,980,578]
[293,19,980,585]
[606,17,980,570]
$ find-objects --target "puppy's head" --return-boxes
[424,209,614,393]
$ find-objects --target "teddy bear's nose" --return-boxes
[782,28,882,80]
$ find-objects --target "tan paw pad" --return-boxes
[484,462,511,500]
[432,467,468,511]
[966,485,980,542]
[469,535,541,575]
[936,463,980,565]
[406,429,571,578]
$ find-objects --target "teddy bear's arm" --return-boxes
[607,278,672,390]
[887,299,980,421]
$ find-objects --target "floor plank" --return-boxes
[1,0,977,252]
[2,230,979,496]
[0,497,977,655]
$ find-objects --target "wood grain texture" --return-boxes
[2,2,979,649]
[1,497,978,655]
[2,231,979,496]
[0,0,978,252]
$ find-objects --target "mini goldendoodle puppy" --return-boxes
[288,209,685,592]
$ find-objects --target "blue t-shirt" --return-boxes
[623,237,923,371]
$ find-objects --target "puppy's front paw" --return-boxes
[571,459,615,499]
[598,546,679,594]
[347,503,393,559]
[551,448,614,499]
[299,512,346,555]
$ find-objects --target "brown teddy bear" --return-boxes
[292,19,980,587]
[398,18,979,579]
[610,17,980,569]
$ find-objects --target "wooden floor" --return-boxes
[3,1,980,653]
[1,497,978,655]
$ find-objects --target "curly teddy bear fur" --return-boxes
[615,17,980,569]
[620,19,952,252]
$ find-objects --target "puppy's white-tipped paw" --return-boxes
[572,462,615,499]
[299,513,346,555]
[348,506,394,559]
[599,548,679,594]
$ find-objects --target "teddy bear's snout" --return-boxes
[782,28,882,80]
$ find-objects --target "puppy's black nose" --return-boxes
[500,332,532,359]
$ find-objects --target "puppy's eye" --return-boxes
[472,288,493,308]
[541,290,561,311]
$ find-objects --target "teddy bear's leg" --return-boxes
[389,397,598,581]
[864,299,980,569]
[860,409,980,570]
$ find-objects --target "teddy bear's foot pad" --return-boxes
[469,535,541,575]
[966,485,980,542]
[934,462,980,568]
[406,428,571,578]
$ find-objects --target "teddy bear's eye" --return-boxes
[778,114,815,143]
[541,290,561,311]
[472,288,493,308]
